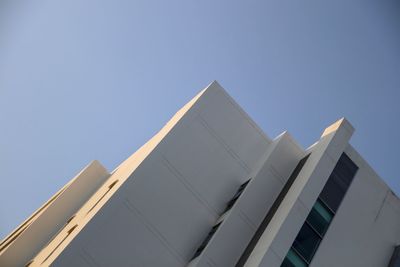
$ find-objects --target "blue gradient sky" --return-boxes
[1,0,399,239]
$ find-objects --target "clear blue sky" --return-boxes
[1,0,399,239]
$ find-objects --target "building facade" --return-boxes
[1,81,400,267]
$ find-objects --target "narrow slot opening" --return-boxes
[24,260,34,267]
[86,180,119,215]
[41,224,78,264]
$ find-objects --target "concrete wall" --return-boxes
[248,121,400,267]
[247,118,354,267]
[0,160,110,267]
[3,82,399,267]
[191,132,304,267]
[49,81,272,267]
[308,145,400,267]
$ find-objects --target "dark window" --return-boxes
[191,222,222,260]
[292,223,321,262]
[281,249,307,267]
[388,245,400,267]
[319,154,358,213]
[236,154,310,267]
[319,172,347,212]
[224,179,251,213]
[281,153,358,267]
[306,200,333,236]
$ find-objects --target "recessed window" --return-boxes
[66,214,76,224]
[281,248,307,267]
[224,179,251,213]
[292,223,321,263]
[191,222,222,260]
[87,180,119,214]
[236,154,311,267]
[306,200,333,236]
[319,154,357,213]
[281,153,358,267]
[24,260,34,267]
[388,245,400,267]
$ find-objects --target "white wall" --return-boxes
[51,82,272,267]
[252,118,354,267]
[0,161,109,267]
[191,132,304,267]
[309,145,400,267]
[5,82,399,267]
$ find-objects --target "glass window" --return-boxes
[319,154,358,212]
[319,173,346,212]
[236,155,310,267]
[280,153,358,267]
[292,223,321,262]
[224,179,251,213]
[388,245,400,267]
[334,153,358,186]
[281,249,307,267]
[191,222,221,260]
[306,199,333,236]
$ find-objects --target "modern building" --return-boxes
[1,81,400,267]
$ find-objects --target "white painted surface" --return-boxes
[51,82,272,267]
[193,132,303,267]
[0,160,109,267]
[308,145,400,267]
[247,118,354,267]
[1,83,399,267]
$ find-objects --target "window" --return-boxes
[87,180,119,214]
[41,224,78,264]
[281,153,358,267]
[292,223,321,262]
[236,154,310,267]
[281,249,307,267]
[388,245,400,267]
[319,154,358,213]
[306,200,333,236]
[191,178,252,262]
[319,173,347,213]
[191,222,222,260]
[24,260,34,267]
[224,179,250,213]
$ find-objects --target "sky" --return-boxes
[0,0,399,240]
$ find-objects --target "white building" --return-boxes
[1,81,400,267]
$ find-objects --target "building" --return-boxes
[1,81,400,267]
